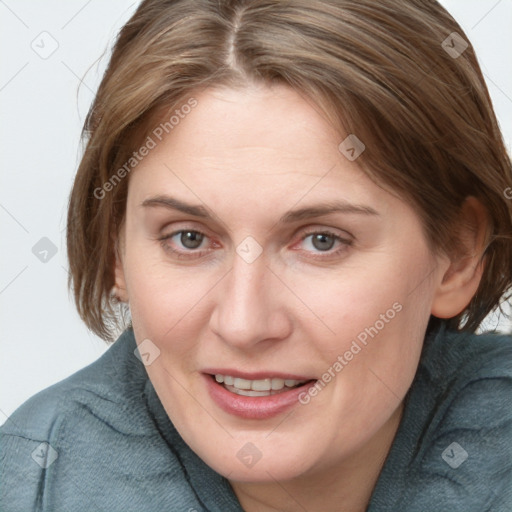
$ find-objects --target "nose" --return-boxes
[208,251,292,350]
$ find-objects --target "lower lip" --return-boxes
[204,374,316,420]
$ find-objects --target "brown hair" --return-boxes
[67,0,512,341]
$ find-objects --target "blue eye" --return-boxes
[306,233,337,251]
[159,230,211,260]
[173,230,206,250]
[298,231,352,257]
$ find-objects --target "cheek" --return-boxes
[290,250,435,386]
[123,247,206,343]
[287,261,407,350]
[119,232,217,425]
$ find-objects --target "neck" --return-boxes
[230,402,403,512]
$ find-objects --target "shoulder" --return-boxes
[0,329,206,511]
[371,323,512,511]
[420,326,512,442]
[427,324,512,379]
[403,325,512,510]
[1,328,144,441]
[445,326,512,412]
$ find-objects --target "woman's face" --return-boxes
[116,84,447,481]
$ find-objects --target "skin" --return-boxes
[114,83,487,512]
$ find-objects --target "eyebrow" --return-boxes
[140,195,379,223]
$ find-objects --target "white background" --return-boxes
[1,0,511,422]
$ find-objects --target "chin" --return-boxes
[199,442,315,482]
[219,462,305,483]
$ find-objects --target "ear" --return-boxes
[431,197,489,319]
[113,235,129,303]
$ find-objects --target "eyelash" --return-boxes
[158,228,352,261]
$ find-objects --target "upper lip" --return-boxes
[202,368,316,381]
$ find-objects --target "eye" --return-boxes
[305,233,337,251]
[159,229,214,259]
[158,227,351,261]
[174,230,206,250]
[295,230,352,258]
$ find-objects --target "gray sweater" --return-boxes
[1,321,511,511]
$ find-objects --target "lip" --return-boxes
[203,373,317,420]
[202,368,315,381]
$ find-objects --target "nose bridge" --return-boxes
[209,252,290,347]
[225,254,268,325]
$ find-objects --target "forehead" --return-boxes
[127,85,391,216]
[176,85,337,157]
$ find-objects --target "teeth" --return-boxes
[271,378,285,390]
[214,374,307,393]
[233,378,252,390]
[251,379,271,391]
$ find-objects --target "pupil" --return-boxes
[181,231,203,249]
[312,233,334,251]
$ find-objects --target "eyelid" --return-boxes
[297,224,354,241]
[160,219,214,236]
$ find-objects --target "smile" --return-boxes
[214,374,309,396]
[204,372,317,419]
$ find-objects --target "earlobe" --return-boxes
[431,197,489,319]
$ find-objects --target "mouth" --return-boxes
[212,374,311,397]
[203,371,317,419]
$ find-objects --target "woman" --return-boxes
[1,0,511,510]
